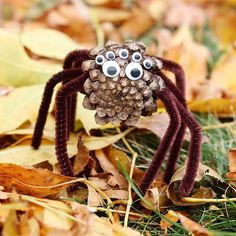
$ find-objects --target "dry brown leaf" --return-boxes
[135,112,208,143]
[228,149,236,172]
[0,163,75,197]
[74,137,92,175]
[165,24,210,100]
[141,183,171,211]
[164,0,205,27]
[105,146,144,184]
[167,164,218,205]
[95,150,128,188]
[177,211,213,236]
[71,203,142,236]
[119,7,155,39]
[104,189,128,200]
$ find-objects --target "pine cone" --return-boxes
[81,41,165,126]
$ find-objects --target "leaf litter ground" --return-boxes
[0,0,236,235]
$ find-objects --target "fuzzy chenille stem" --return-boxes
[155,58,186,183]
[63,50,89,134]
[133,89,181,201]
[63,49,89,70]
[157,57,186,95]
[55,72,88,177]
[31,68,82,149]
[175,97,202,197]
[157,70,187,183]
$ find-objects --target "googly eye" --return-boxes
[102,61,120,78]
[125,62,143,80]
[119,49,129,59]
[106,51,115,60]
[132,52,142,62]
[95,55,105,65]
[143,58,153,69]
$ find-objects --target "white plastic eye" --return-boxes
[106,51,115,60]
[102,61,120,78]
[143,58,153,69]
[95,55,105,65]
[125,62,143,80]
[132,52,142,62]
[119,49,129,59]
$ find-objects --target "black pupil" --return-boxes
[134,54,141,60]
[146,61,151,68]
[121,51,127,57]
[107,66,117,76]
[97,56,103,63]
[108,53,114,59]
[131,68,141,78]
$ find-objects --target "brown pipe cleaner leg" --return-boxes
[63,50,89,70]
[31,68,82,149]
[55,72,88,177]
[62,50,89,134]
[157,71,187,183]
[133,89,181,201]
[174,98,202,197]
[157,57,186,94]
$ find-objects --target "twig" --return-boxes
[116,127,138,227]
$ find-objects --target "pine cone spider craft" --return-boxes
[31,40,202,199]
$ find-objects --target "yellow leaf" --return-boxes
[0,29,60,87]
[0,129,133,166]
[2,210,19,236]
[0,85,46,134]
[211,49,236,95]
[188,98,236,114]
[160,210,179,234]
[21,28,79,60]
[43,208,73,230]
[82,128,134,150]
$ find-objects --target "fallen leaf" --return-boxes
[21,28,79,60]
[160,210,179,235]
[43,208,73,230]
[2,210,19,236]
[164,1,205,27]
[119,7,155,38]
[82,128,134,150]
[188,98,236,115]
[95,149,127,188]
[73,137,91,175]
[105,146,144,184]
[136,112,208,143]
[0,29,60,87]
[177,211,213,236]
[211,48,236,96]
[141,183,170,211]
[0,129,133,166]
[0,163,75,197]
[165,24,210,100]
[0,84,45,134]
[167,164,219,205]
[228,149,236,172]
